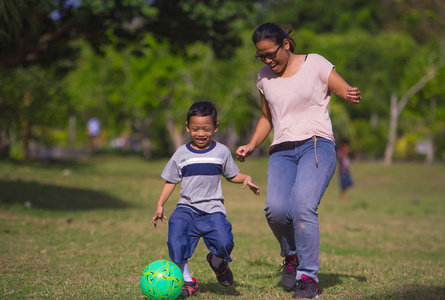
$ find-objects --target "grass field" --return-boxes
[1,154,444,299]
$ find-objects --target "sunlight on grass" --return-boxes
[1,156,444,299]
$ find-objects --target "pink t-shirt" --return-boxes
[257,53,335,146]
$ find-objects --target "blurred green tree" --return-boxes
[0,66,68,159]
[382,0,445,45]
[1,0,443,161]
[65,35,190,158]
[65,32,261,157]
[255,0,383,34]
[0,0,255,159]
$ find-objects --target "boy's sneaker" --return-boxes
[292,275,318,299]
[279,256,299,290]
[179,277,199,298]
[206,253,233,287]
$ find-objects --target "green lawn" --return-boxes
[1,155,444,299]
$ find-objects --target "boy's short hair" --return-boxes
[187,101,218,126]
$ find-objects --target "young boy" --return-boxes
[152,101,260,298]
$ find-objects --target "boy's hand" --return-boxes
[152,206,168,228]
[242,176,260,196]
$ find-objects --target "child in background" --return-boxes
[87,117,101,150]
[152,101,260,298]
[337,139,353,202]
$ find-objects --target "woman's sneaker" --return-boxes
[206,253,233,287]
[292,275,318,299]
[280,256,299,290]
[179,277,199,298]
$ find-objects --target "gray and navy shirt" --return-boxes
[161,141,240,215]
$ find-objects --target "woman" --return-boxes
[236,22,361,299]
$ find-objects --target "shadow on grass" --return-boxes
[254,271,367,296]
[196,280,241,297]
[364,285,445,300]
[0,179,131,210]
[318,273,367,295]
[6,156,91,169]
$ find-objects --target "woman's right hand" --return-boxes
[236,144,256,162]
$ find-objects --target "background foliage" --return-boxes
[0,0,444,162]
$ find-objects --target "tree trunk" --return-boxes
[165,115,183,152]
[131,117,152,159]
[223,122,237,151]
[384,93,399,165]
[0,130,10,159]
[425,136,434,164]
[426,96,437,164]
[21,121,31,160]
[68,115,76,150]
[139,117,153,160]
[383,67,436,165]
[21,89,33,160]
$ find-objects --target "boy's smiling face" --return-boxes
[186,115,218,150]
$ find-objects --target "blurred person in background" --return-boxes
[87,117,101,150]
[337,139,354,202]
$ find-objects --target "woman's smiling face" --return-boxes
[255,39,290,75]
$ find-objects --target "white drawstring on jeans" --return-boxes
[313,136,318,167]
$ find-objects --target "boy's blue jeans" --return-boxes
[167,206,234,264]
[265,137,336,283]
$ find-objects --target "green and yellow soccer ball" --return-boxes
[140,260,184,299]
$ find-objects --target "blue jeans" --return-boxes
[167,206,234,264]
[265,137,336,283]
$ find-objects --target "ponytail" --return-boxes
[252,22,296,53]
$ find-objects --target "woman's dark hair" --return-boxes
[187,101,218,126]
[252,22,295,53]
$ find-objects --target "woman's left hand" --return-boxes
[347,87,361,104]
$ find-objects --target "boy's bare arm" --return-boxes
[152,181,176,228]
[227,173,260,196]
